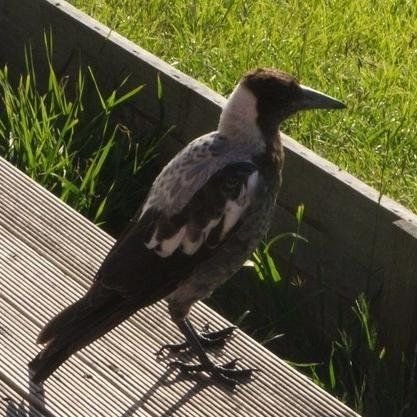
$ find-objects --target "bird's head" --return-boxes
[220,68,345,140]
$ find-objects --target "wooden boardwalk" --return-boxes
[0,157,359,416]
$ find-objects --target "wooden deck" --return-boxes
[0,156,359,416]
[1,0,417,377]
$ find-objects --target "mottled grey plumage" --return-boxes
[141,133,262,216]
[29,68,345,386]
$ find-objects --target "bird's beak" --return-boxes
[298,85,346,110]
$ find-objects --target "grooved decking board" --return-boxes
[0,158,360,416]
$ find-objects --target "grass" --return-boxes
[1,2,417,416]
[210,205,417,416]
[211,241,417,416]
[0,35,164,233]
[68,0,417,212]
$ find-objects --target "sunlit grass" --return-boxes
[0,35,162,231]
[69,0,417,212]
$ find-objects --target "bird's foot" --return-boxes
[157,324,236,355]
[169,357,255,388]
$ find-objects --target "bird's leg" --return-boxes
[168,318,254,388]
[157,321,236,354]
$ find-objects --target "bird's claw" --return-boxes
[201,325,237,341]
[157,325,237,356]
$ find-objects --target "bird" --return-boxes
[29,68,345,388]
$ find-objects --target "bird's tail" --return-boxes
[29,288,136,384]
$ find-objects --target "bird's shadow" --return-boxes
[5,377,48,417]
[118,367,238,417]
[18,358,245,417]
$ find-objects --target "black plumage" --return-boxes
[29,68,345,387]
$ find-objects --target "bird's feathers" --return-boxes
[143,162,259,258]
[141,132,265,216]
[30,67,344,384]
[30,290,137,383]
[97,160,262,296]
[29,158,269,383]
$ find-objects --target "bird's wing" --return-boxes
[141,131,263,217]
[96,158,265,305]
[142,160,260,257]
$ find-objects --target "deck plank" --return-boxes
[0,157,359,417]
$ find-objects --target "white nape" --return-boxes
[218,83,263,141]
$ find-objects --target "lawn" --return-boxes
[68,0,417,212]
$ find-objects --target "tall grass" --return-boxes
[212,241,417,416]
[0,35,163,231]
[69,0,417,212]
[208,201,417,416]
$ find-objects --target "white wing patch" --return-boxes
[220,171,258,240]
[182,217,222,255]
[156,226,186,258]
[144,229,159,250]
[144,170,259,258]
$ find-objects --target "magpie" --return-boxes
[29,68,345,388]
